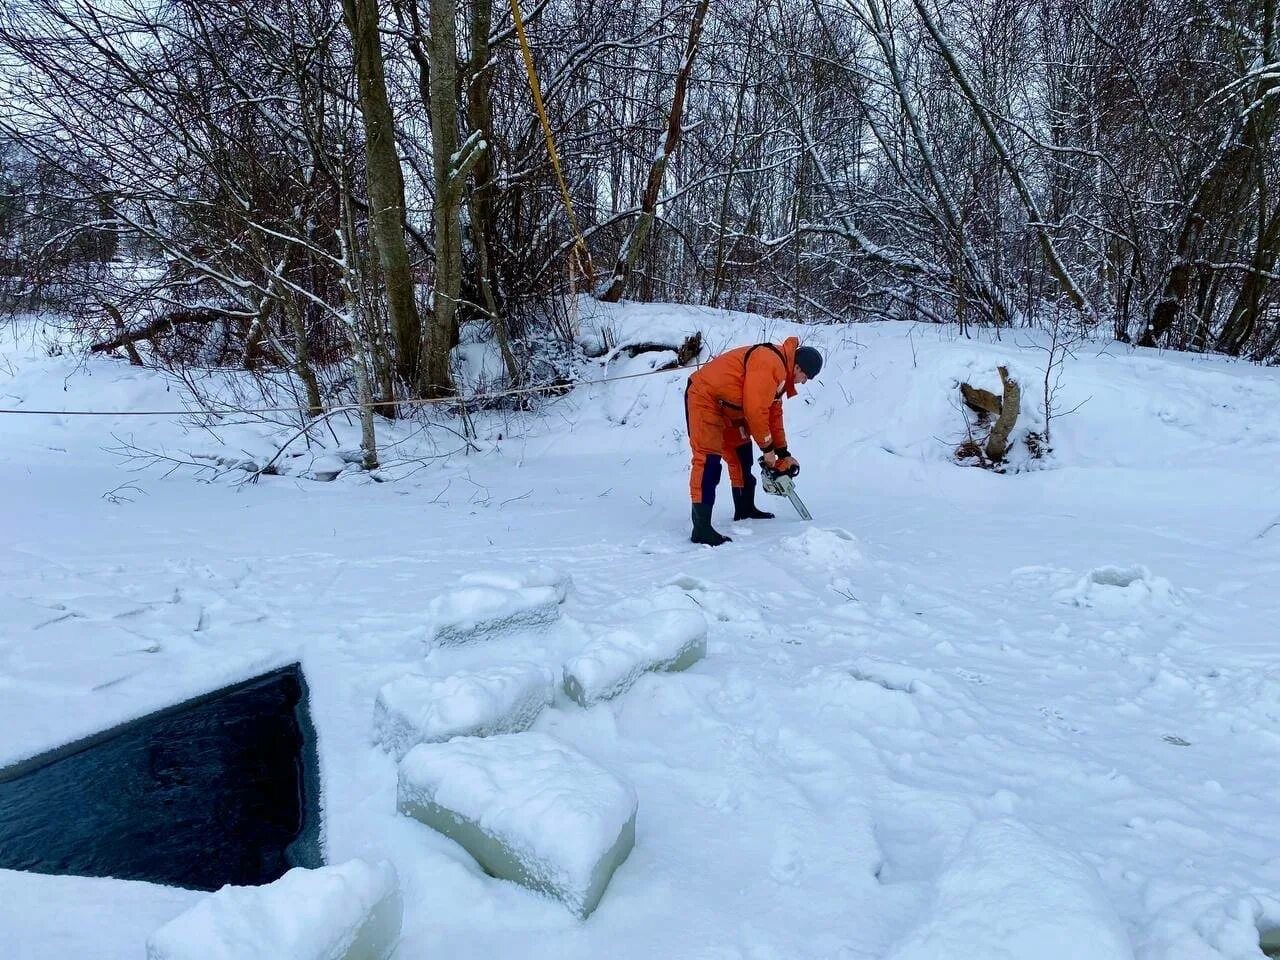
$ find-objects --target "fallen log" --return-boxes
[620,331,703,369]
[960,382,1001,417]
[90,309,219,356]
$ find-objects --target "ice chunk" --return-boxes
[1055,564,1181,612]
[146,859,402,960]
[373,663,556,760]
[563,609,707,707]
[1261,927,1280,956]
[397,732,636,918]
[307,454,347,482]
[457,566,572,602]
[886,819,1133,960]
[428,570,567,646]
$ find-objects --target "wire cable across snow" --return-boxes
[0,360,697,418]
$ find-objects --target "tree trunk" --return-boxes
[465,0,521,384]
[280,293,324,416]
[422,0,464,396]
[599,0,711,303]
[338,168,381,469]
[912,0,1092,318]
[985,366,1021,462]
[342,0,423,391]
[1142,0,1279,347]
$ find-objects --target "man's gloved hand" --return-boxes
[774,455,799,478]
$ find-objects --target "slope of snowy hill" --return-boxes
[2,299,1280,959]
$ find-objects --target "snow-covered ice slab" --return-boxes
[563,609,708,707]
[886,819,1133,960]
[1055,564,1182,612]
[146,859,402,960]
[428,567,571,646]
[373,663,556,759]
[397,732,637,919]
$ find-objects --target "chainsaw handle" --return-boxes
[757,456,799,479]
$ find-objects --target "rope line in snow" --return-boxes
[0,360,698,418]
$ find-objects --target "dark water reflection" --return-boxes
[0,664,322,890]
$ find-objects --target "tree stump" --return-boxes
[984,366,1020,461]
[957,365,1021,466]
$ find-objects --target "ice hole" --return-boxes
[0,663,322,891]
[1261,927,1280,958]
[1088,565,1145,588]
[667,575,708,591]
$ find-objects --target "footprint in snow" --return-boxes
[1038,704,1087,736]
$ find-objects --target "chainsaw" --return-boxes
[758,456,813,521]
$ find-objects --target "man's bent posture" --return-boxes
[684,338,823,545]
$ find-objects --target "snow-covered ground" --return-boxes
[3,301,1280,958]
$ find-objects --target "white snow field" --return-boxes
[2,299,1280,958]
[397,731,638,918]
[145,859,402,960]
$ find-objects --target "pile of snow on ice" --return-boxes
[780,527,863,566]
[146,859,402,960]
[373,663,556,759]
[428,567,570,645]
[885,819,1132,960]
[625,575,762,624]
[397,732,637,918]
[563,608,708,707]
[1056,565,1182,612]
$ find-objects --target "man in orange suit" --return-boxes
[684,337,823,545]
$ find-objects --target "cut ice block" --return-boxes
[145,859,402,960]
[428,567,570,646]
[563,609,707,707]
[397,732,636,918]
[373,663,556,759]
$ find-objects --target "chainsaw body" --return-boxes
[757,457,813,521]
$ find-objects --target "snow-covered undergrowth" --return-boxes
[3,301,1280,958]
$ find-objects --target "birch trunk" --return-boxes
[342,0,423,391]
[599,0,711,303]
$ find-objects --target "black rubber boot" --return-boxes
[691,503,732,546]
[732,479,775,521]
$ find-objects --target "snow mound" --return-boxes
[145,859,402,960]
[1056,565,1182,612]
[306,454,348,482]
[780,527,863,565]
[397,732,637,919]
[428,567,570,645]
[849,657,940,695]
[630,575,763,624]
[563,609,708,707]
[600,351,679,426]
[885,819,1132,960]
[373,663,556,760]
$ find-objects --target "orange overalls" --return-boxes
[685,337,799,505]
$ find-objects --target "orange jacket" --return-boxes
[689,337,800,450]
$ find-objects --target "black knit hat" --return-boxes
[795,345,823,379]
